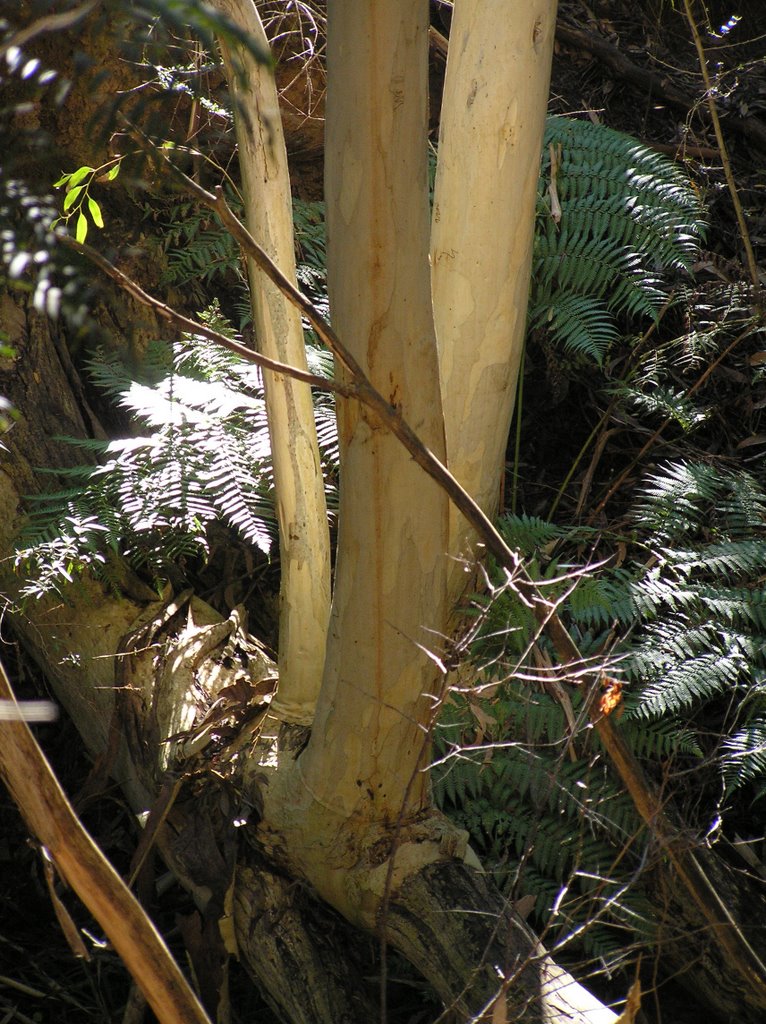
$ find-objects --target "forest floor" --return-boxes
[2,1,766,1022]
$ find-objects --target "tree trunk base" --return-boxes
[235,852,381,1023]
[388,860,617,1023]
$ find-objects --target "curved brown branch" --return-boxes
[59,235,348,396]
[0,659,212,1024]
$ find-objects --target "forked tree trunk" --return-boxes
[233,2,616,1021]
[0,4,609,1023]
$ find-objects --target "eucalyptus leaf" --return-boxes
[88,197,104,228]
[63,185,82,211]
[67,165,94,188]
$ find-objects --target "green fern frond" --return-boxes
[530,291,618,363]
[497,513,569,552]
[569,573,626,629]
[631,461,722,539]
[531,117,704,364]
[631,651,745,720]
[541,118,704,268]
[16,302,338,595]
[619,717,703,759]
[720,719,766,795]
[617,382,709,431]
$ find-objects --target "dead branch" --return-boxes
[0,658,213,1024]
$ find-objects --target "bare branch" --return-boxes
[0,658,213,1024]
[59,235,348,396]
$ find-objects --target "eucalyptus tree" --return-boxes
[0,1,620,1021]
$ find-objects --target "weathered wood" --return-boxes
[0,660,213,1024]
[387,860,617,1023]
[234,853,380,1024]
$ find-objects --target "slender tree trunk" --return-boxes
[300,0,449,822]
[432,0,558,600]
[214,0,331,727]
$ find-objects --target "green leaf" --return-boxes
[67,165,94,188]
[53,173,71,189]
[88,197,104,228]
[75,212,88,244]
[105,162,121,181]
[63,185,82,211]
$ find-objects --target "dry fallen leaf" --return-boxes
[614,978,641,1024]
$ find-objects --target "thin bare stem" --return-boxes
[59,236,347,396]
[683,0,761,296]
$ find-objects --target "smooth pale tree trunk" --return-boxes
[432,0,558,600]
[244,6,615,1022]
[249,0,455,934]
[214,0,331,726]
[298,0,449,824]
[8,290,764,1024]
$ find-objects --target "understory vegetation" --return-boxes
[12,108,766,982]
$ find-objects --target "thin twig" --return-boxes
[682,0,761,296]
[591,319,759,518]
[59,236,348,397]
[555,20,766,153]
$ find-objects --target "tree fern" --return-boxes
[432,686,650,957]
[437,452,766,964]
[159,191,328,323]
